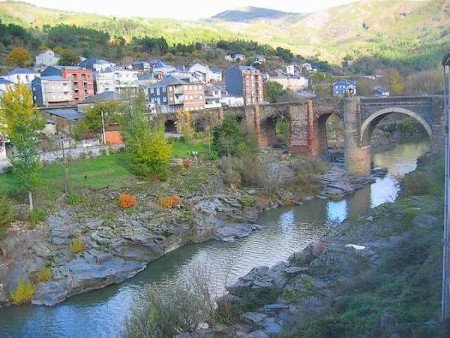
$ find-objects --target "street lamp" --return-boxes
[442,52,450,321]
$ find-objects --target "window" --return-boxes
[163,97,167,103]
[156,88,160,95]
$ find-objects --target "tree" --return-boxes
[212,115,257,157]
[7,47,32,67]
[275,47,294,63]
[264,81,285,103]
[121,94,172,181]
[74,101,123,140]
[57,48,79,66]
[0,84,45,210]
[383,68,405,95]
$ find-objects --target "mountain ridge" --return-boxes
[211,6,296,22]
[0,0,447,69]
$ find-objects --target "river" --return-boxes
[0,140,430,337]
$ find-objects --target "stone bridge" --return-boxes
[155,96,445,175]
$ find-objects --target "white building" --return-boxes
[3,68,39,86]
[80,58,116,72]
[35,50,61,67]
[95,67,139,94]
[271,75,309,92]
[31,76,73,107]
[205,83,227,108]
[220,96,244,107]
[189,63,222,83]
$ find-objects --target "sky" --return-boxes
[17,0,357,20]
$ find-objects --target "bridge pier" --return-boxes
[344,98,372,175]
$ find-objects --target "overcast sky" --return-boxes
[17,0,357,20]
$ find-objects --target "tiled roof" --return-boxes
[0,77,14,85]
[152,75,187,87]
[6,68,37,75]
[46,108,84,120]
[78,91,124,104]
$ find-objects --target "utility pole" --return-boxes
[101,109,106,145]
[442,52,450,321]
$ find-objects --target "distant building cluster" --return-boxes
[0,48,391,140]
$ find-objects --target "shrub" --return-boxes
[401,172,429,196]
[205,150,219,161]
[124,264,215,337]
[182,158,193,169]
[66,193,85,205]
[29,208,47,225]
[70,237,86,254]
[10,281,36,305]
[159,195,181,209]
[37,266,52,282]
[118,193,138,209]
[0,194,15,240]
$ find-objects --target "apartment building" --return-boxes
[224,65,263,105]
[42,66,95,105]
[31,76,73,107]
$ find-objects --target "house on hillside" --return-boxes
[270,73,309,92]
[150,59,176,76]
[42,66,95,105]
[224,65,263,105]
[80,58,116,72]
[31,76,73,107]
[35,50,61,67]
[94,66,139,95]
[2,68,39,86]
[332,80,357,97]
[373,86,390,97]
[225,53,246,62]
[253,55,266,65]
[132,61,151,71]
[189,63,222,83]
[148,75,205,113]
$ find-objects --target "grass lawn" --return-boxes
[171,140,210,158]
[0,141,210,202]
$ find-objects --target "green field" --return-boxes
[0,141,210,204]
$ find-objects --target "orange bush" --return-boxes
[182,159,193,169]
[118,193,137,209]
[159,195,181,209]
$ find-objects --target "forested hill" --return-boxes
[0,0,448,73]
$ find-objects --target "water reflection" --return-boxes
[0,140,430,337]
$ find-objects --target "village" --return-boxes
[0,48,394,165]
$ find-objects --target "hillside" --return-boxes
[0,0,448,71]
[212,6,294,22]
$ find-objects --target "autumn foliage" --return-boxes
[159,195,181,209]
[118,193,138,209]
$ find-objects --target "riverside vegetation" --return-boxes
[132,153,443,337]
[2,94,361,309]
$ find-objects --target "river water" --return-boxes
[0,140,430,337]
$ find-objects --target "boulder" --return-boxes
[215,223,261,242]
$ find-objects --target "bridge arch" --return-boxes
[359,107,432,147]
[260,111,292,148]
[317,112,344,152]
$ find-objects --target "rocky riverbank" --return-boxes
[205,156,445,337]
[0,150,378,308]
